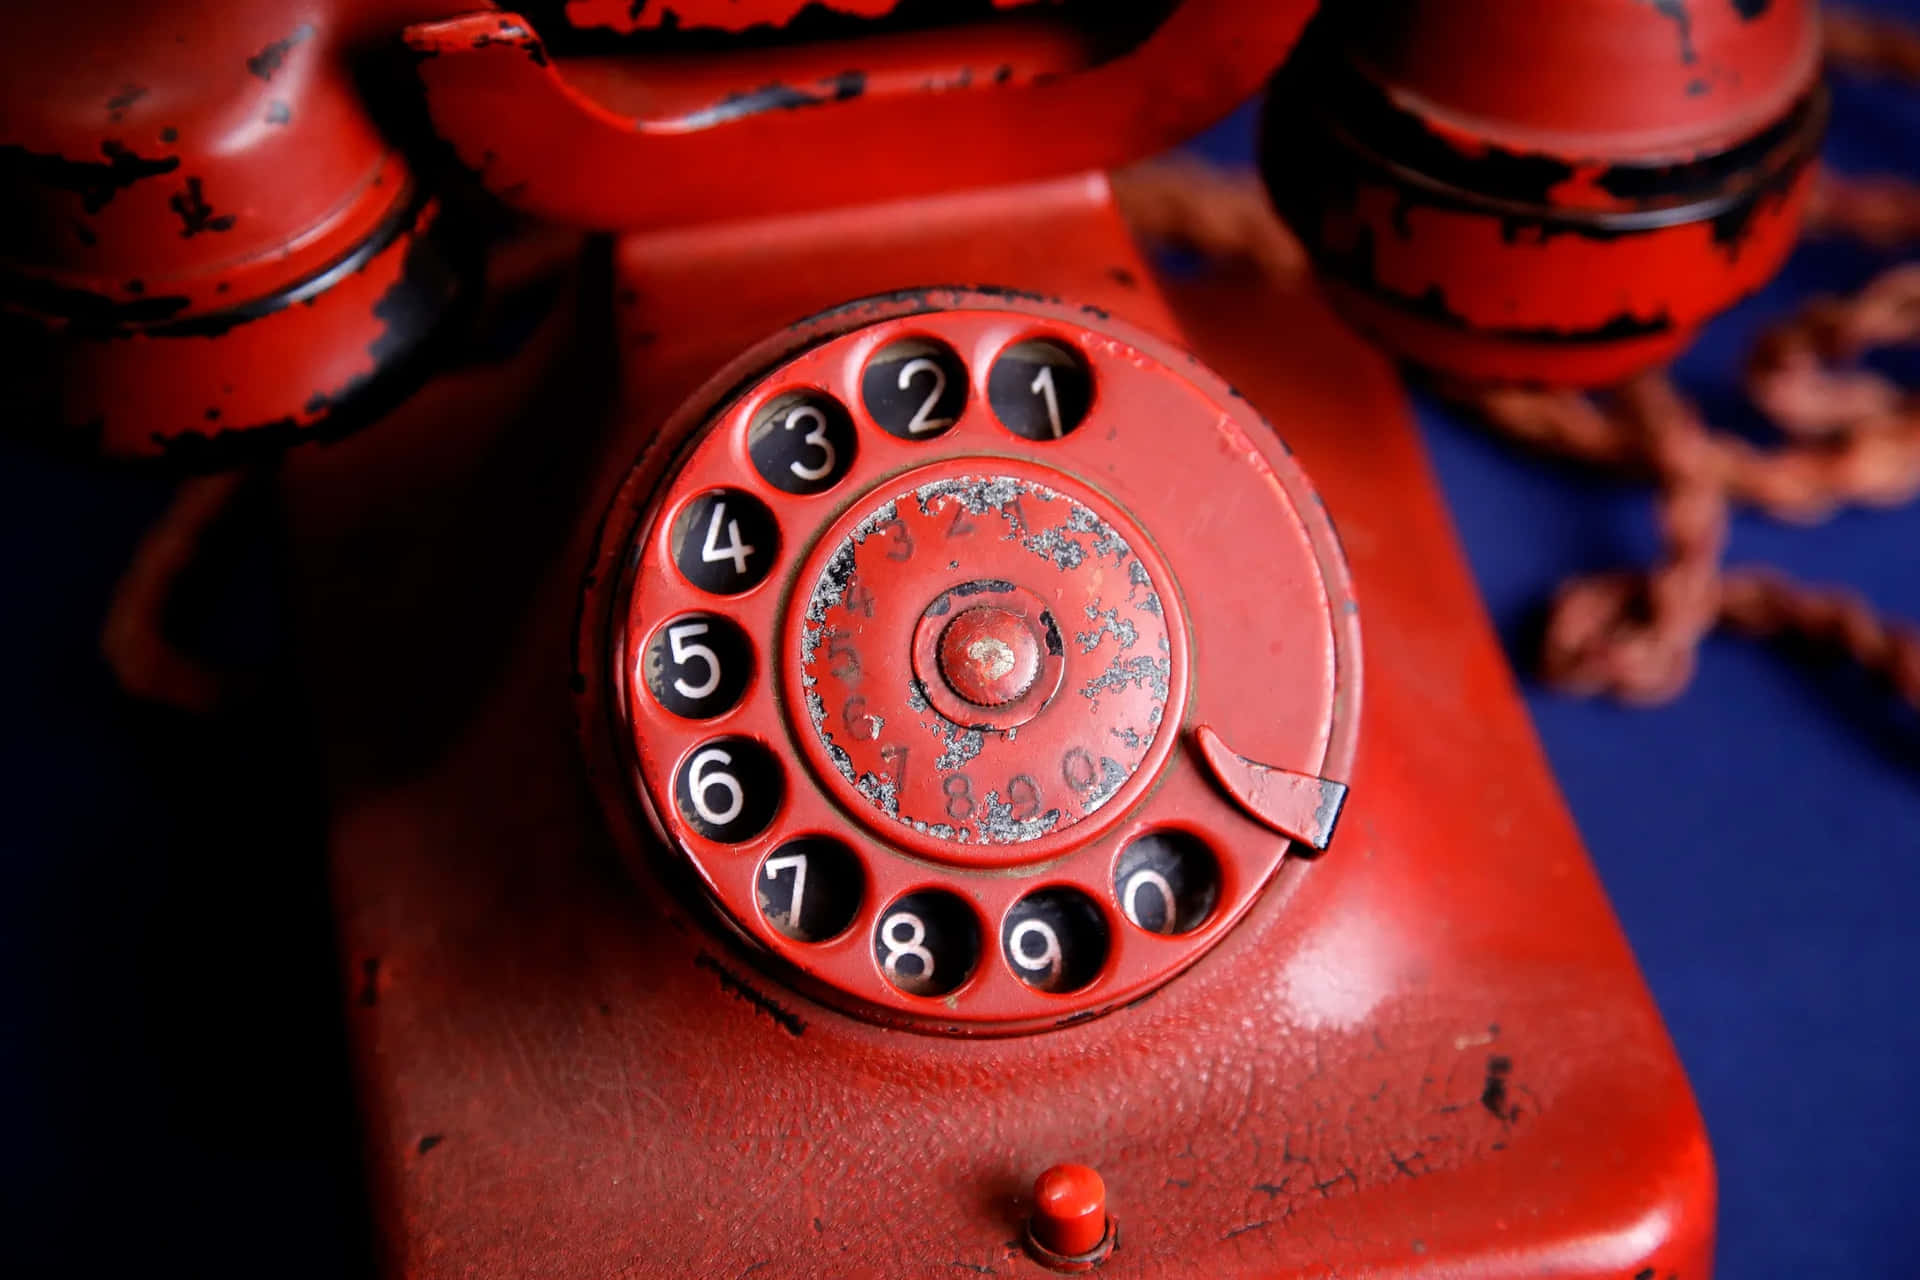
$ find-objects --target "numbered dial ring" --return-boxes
[598,294,1359,1033]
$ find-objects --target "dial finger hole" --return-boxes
[1002,887,1109,994]
[670,488,781,595]
[675,737,784,843]
[1114,830,1221,936]
[989,338,1092,441]
[643,613,753,719]
[756,837,864,943]
[748,391,857,495]
[862,338,967,441]
[874,889,979,997]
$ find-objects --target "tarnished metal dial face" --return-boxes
[795,469,1178,868]
[599,293,1359,1034]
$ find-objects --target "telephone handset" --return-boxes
[583,291,1358,1030]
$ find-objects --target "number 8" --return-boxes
[880,911,935,982]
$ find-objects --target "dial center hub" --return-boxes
[788,465,1187,869]
[941,606,1036,706]
[910,581,1065,732]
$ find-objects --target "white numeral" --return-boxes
[763,854,809,926]
[897,358,953,434]
[880,911,935,982]
[1122,869,1176,934]
[1029,365,1064,438]
[782,406,836,482]
[666,622,720,700]
[700,502,755,575]
[686,747,745,827]
[1008,918,1063,985]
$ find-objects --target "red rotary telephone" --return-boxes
[1,1,1822,1275]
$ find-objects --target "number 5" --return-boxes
[667,622,720,699]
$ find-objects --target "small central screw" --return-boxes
[938,606,1041,707]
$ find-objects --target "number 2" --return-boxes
[897,358,953,434]
[700,501,755,575]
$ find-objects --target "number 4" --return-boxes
[701,501,755,575]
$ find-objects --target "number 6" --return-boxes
[687,747,745,826]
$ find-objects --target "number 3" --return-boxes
[781,405,836,482]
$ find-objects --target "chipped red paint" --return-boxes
[1264,0,1824,385]
[405,1,1315,230]
[555,0,1061,37]
[0,1,474,458]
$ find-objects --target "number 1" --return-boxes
[1029,365,1063,438]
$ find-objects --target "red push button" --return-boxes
[1028,1163,1113,1266]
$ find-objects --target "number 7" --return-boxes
[764,854,809,924]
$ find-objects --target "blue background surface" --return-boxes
[2,5,1917,1274]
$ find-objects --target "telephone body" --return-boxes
[5,0,1797,1274]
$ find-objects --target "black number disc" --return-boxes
[862,339,967,441]
[644,613,753,719]
[1002,888,1108,993]
[748,391,858,495]
[1113,830,1221,936]
[988,338,1092,441]
[670,488,781,595]
[757,837,865,943]
[674,736,783,843]
[874,889,979,996]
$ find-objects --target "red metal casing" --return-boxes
[0,0,485,461]
[1263,0,1825,386]
[284,173,1715,1277]
[402,0,1315,230]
